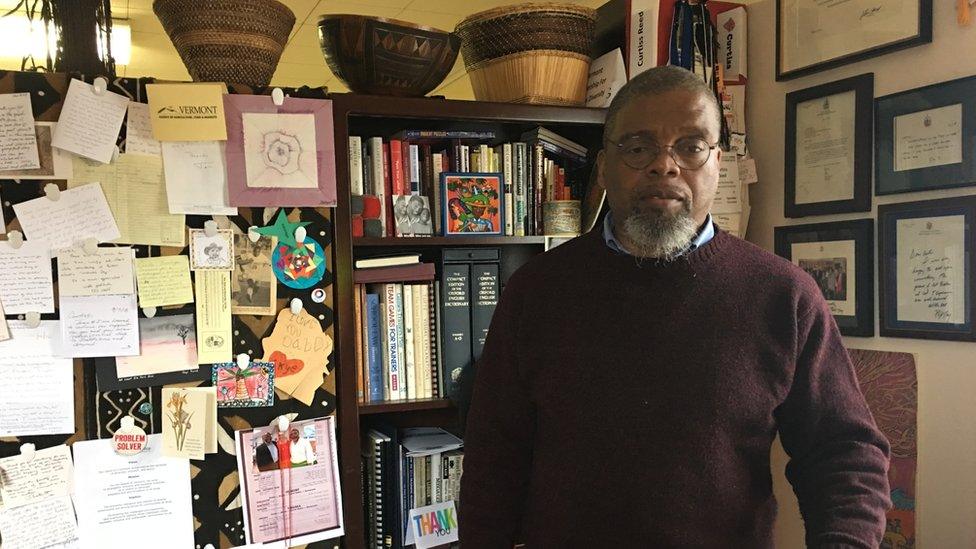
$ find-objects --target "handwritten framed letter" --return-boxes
[785,74,873,217]
[775,219,874,337]
[876,75,976,195]
[879,197,976,341]
[776,0,932,81]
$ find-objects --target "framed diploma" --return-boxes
[875,75,976,195]
[785,74,873,218]
[774,219,874,336]
[776,0,932,81]
[878,197,976,341]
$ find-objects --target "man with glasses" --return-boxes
[460,66,891,547]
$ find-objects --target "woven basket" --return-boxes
[153,0,296,87]
[455,3,595,105]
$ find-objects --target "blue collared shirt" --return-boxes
[602,211,715,257]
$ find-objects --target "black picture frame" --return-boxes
[878,197,976,341]
[875,74,976,195]
[774,219,875,337]
[785,74,874,218]
[776,0,932,81]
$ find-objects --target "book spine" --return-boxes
[430,451,442,503]
[514,142,526,237]
[394,284,407,400]
[410,284,426,400]
[477,143,489,171]
[439,262,471,398]
[460,144,470,172]
[414,456,425,509]
[537,138,588,164]
[407,455,416,512]
[398,130,496,140]
[384,283,401,401]
[349,135,364,195]
[502,143,513,236]
[368,137,386,236]
[429,281,440,399]
[409,144,421,194]
[417,284,433,400]
[471,262,499,362]
[389,138,405,196]
[366,292,383,402]
[533,142,544,235]
[424,455,432,505]
[403,284,416,400]
[383,142,393,236]
[355,283,365,402]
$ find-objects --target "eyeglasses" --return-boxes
[605,135,719,170]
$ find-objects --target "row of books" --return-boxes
[348,127,589,238]
[353,250,500,403]
[363,427,464,549]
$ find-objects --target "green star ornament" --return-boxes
[254,209,312,248]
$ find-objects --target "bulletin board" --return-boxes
[0,70,339,549]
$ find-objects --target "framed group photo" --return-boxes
[785,74,873,218]
[878,196,976,341]
[775,219,875,337]
[875,75,976,195]
[440,172,504,236]
[776,0,932,80]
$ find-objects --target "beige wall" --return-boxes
[744,1,976,547]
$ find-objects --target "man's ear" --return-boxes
[596,150,606,190]
[714,147,722,163]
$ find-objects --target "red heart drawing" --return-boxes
[269,350,305,377]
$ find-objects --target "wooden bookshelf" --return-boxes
[329,93,606,548]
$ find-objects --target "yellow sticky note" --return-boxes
[135,256,194,307]
[146,83,228,141]
[69,154,186,248]
[194,270,232,364]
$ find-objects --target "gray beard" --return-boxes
[619,207,699,262]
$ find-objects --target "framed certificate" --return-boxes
[775,219,874,336]
[878,197,976,341]
[785,74,873,218]
[875,75,976,195]
[776,0,931,81]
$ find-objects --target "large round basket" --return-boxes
[153,0,296,87]
[455,3,596,105]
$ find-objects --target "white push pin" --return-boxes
[113,415,147,456]
[237,353,250,369]
[204,544,216,549]
[19,443,36,462]
[44,183,61,201]
[92,76,108,96]
[82,237,99,255]
[5,230,24,249]
[295,225,307,245]
[277,415,289,432]
[143,306,157,319]
[247,226,261,243]
[203,219,219,237]
[24,311,41,328]
[271,87,285,106]
[289,297,303,316]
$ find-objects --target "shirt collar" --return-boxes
[602,211,714,257]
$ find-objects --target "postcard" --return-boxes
[51,78,129,164]
[125,101,160,157]
[0,240,54,314]
[0,122,73,179]
[69,154,186,247]
[58,293,140,358]
[161,387,217,460]
[189,228,235,270]
[195,270,233,364]
[0,444,73,509]
[0,321,74,437]
[213,361,275,407]
[0,495,79,548]
[232,233,277,316]
[12,182,121,253]
[146,82,227,141]
[134,255,194,307]
[57,246,135,297]
[115,314,197,378]
[235,416,344,545]
[0,92,40,170]
[160,140,237,215]
[73,435,194,549]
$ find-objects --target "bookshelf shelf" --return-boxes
[358,398,454,415]
[353,236,548,247]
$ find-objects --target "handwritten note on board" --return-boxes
[0,240,54,314]
[12,183,121,253]
[125,102,161,157]
[57,247,135,297]
[0,321,75,437]
[0,92,40,170]
[0,495,79,548]
[58,293,139,358]
[0,444,73,509]
[134,255,194,307]
[160,141,237,215]
[51,78,128,164]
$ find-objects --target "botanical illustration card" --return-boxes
[0,122,73,180]
[232,233,277,316]
[213,361,275,408]
[162,387,217,460]
[224,94,337,207]
[189,228,235,270]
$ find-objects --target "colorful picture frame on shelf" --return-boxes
[774,219,874,337]
[875,74,976,195]
[440,172,504,236]
[223,94,337,207]
[878,196,976,341]
[784,74,873,218]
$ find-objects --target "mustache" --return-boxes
[632,186,690,201]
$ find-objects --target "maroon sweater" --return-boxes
[460,228,891,548]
